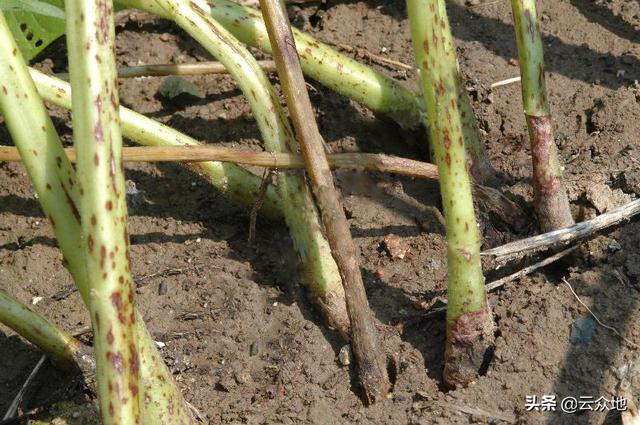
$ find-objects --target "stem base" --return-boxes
[528,115,574,232]
[443,304,495,389]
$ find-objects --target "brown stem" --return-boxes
[0,146,437,178]
[55,60,277,80]
[528,115,574,231]
[258,0,390,403]
[0,145,526,228]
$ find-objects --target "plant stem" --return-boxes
[0,145,438,178]
[206,0,497,183]
[0,11,194,424]
[0,290,94,374]
[407,0,494,389]
[29,68,282,219]
[259,0,390,403]
[65,0,141,421]
[55,59,277,79]
[510,0,573,231]
[120,0,350,337]
[205,0,422,129]
[457,84,499,186]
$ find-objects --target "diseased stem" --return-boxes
[259,0,390,403]
[206,0,422,129]
[0,290,94,375]
[0,12,194,424]
[65,0,141,421]
[206,0,496,180]
[0,289,207,421]
[119,0,350,337]
[510,0,573,231]
[457,83,499,186]
[407,0,495,389]
[30,68,282,220]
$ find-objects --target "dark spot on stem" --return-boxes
[110,291,122,309]
[443,129,451,149]
[107,351,123,373]
[60,184,80,222]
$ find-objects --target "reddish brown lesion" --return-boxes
[443,305,495,389]
[527,115,574,231]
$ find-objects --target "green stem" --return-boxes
[457,84,498,186]
[119,0,350,336]
[510,0,573,231]
[205,0,421,129]
[0,11,193,424]
[65,0,140,421]
[407,0,494,389]
[0,290,94,373]
[0,290,185,422]
[207,0,496,182]
[29,68,282,220]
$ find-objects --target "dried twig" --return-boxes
[0,146,438,180]
[333,43,413,71]
[485,246,577,291]
[562,278,638,349]
[260,0,390,403]
[482,199,640,264]
[490,76,521,89]
[438,400,516,423]
[135,264,202,286]
[422,246,577,318]
[56,60,277,80]
[2,355,47,421]
[1,145,527,229]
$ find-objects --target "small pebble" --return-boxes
[250,342,259,356]
[338,344,351,366]
[399,360,410,372]
[158,281,168,295]
[382,234,410,259]
[159,33,171,42]
[609,240,622,252]
[604,55,616,67]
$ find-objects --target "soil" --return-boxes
[1,0,640,424]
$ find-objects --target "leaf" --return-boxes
[157,76,203,100]
[3,0,65,60]
[2,1,129,60]
[0,0,65,19]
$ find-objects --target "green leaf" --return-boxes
[157,76,203,100]
[0,0,65,19]
[3,0,65,60]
